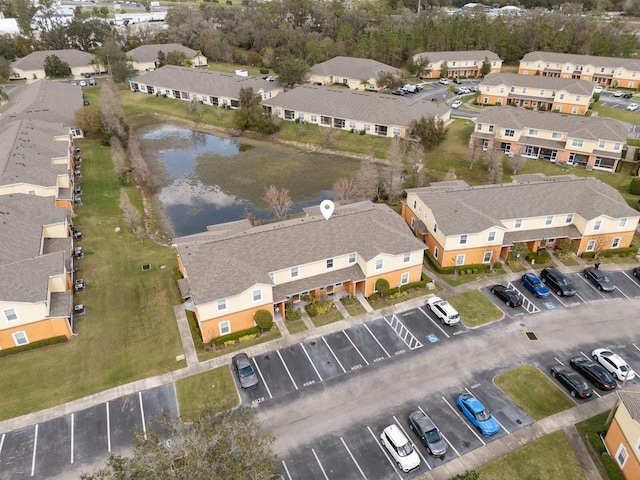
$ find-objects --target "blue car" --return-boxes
[456,393,500,436]
[521,273,550,298]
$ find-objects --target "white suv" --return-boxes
[380,424,420,473]
[426,296,460,325]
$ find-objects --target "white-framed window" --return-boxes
[504,129,515,137]
[290,266,299,278]
[571,107,578,114]
[375,259,383,270]
[488,231,496,242]
[545,215,553,225]
[455,254,465,266]
[612,237,621,248]
[559,93,565,100]
[482,251,492,263]
[410,218,415,229]
[364,124,370,131]
[434,247,439,258]
[615,444,628,469]
[3,308,18,322]
[488,125,494,133]
[515,218,523,229]
[252,289,262,302]
[12,331,28,346]
[528,129,538,136]
[310,115,317,122]
[586,239,596,252]
[433,223,437,233]
[460,234,468,245]
[599,140,606,149]
[594,220,602,231]
[348,252,356,264]
[539,89,544,96]
[571,138,584,148]
[326,258,334,269]
[565,214,573,224]
[217,299,227,311]
[576,95,581,102]
[619,218,627,228]
[349,121,356,130]
[552,131,562,139]
[219,321,231,336]
[476,123,483,131]
[412,200,417,209]
[614,143,622,151]
[403,252,411,263]
[400,272,410,285]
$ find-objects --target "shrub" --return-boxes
[375,278,390,296]
[305,299,333,317]
[259,68,269,75]
[581,245,638,258]
[186,310,205,350]
[0,335,67,357]
[254,309,273,332]
[223,340,236,347]
[593,93,601,102]
[493,261,502,269]
[630,177,640,195]
[424,251,491,275]
[239,334,257,342]
[285,308,302,320]
[526,249,551,264]
[466,269,472,275]
[212,326,265,346]
[340,295,359,305]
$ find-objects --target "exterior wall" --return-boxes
[576,231,636,255]
[519,60,640,89]
[307,73,380,90]
[420,60,502,79]
[0,301,48,327]
[197,302,273,343]
[362,264,423,297]
[0,184,57,197]
[362,250,424,278]
[198,283,273,323]
[270,251,362,286]
[0,316,72,349]
[133,61,156,71]
[604,407,640,480]
[12,68,46,79]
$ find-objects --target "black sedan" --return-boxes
[490,284,521,307]
[569,356,617,391]
[583,267,615,292]
[550,366,592,398]
[633,266,640,281]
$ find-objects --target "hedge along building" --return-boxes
[174,201,425,343]
[402,174,639,269]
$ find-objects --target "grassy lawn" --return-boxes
[310,308,344,327]
[494,365,575,420]
[0,140,184,421]
[576,412,624,480]
[557,255,581,267]
[477,430,586,480]
[446,290,503,327]
[370,287,431,310]
[176,367,238,421]
[285,319,308,334]
[436,266,507,288]
[342,301,367,317]
[591,103,640,124]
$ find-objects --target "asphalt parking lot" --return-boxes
[0,384,177,479]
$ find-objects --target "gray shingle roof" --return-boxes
[0,194,68,266]
[618,391,640,424]
[0,79,83,127]
[481,72,594,95]
[0,251,65,303]
[175,201,425,304]
[261,85,449,128]
[0,119,70,187]
[414,50,501,63]
[309,56,402,80]
[475,106,628,143]
[11,49,95,71]
[407,176,639,236]
[521,51,640,71]
[127,43,198,63]
[131,65,278,99]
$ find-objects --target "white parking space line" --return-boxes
[367,426,403,480]
[106,402,112,452]
[281,460,293,480]
[312,448,330,480]
[322,337,346,373]
[579,276,606,297]
[441,396,485,445]
[340,437,368,480]
[554,357,565,366]
[363,323,390,357]
[70,413,74,464]
[343,331,370,366]
[0,433,5,458]
[418,307,450,339]
[464,388,510,435]
[300,343,323,382]
[614,287,630,299]
[138,392,148,440]
[252,360,273,399]
[547,291,568,307]
[622,271,640,288]
[31,424,38,477]
[277,350,299,390]
[417,406,460,457]
[633,343,640,353]
[393,415,431,470]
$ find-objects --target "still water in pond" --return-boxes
[139,124,359,237]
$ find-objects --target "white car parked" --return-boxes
[380,424,421,473]
[593,85,604,94]
[626,103,638,111]
[426,296,460,325]
[592,348,635,381]
[451,100,462,109]
[439,78,449,85]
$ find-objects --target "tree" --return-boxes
[507,153,526,174]
[110,59,136,83]
[480,56,491,77]
[406,56,430,77]
[263,185,293,221]
[333,177,359,202]
[80,406,278,480]
[440,60,449,79]
[254,310,274,332]
[376,71,404,91]
[485,151,503,184]
[509,242,529,265]
[411,116,447,149]
[375,278,390,297]
[74,106,102,137]
[166,50,187,66]
[43,55,71,78]
[273,56,309,88]
[0,56,11,81]
[384,136,406,201]
[234,87,279,134]
[156,50,166,68]
[355,155,380,201]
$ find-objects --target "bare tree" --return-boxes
[318,126,339,148]
[262,185,293,221]
[127,134,154,193]
[120,190,144,242]
[384,137,406,201]
[99,79,128,142]
[110,136,127,177]
[508,154,527,174]
[406,141,426,188]
[333,177,359,202]
[484,151,503,184]
[467,142,481,170]
[355,155,380,201]
[445,168,457,181]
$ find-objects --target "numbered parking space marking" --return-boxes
[363,323,391,358]
[340,437,368,480]
[277,350,299,390]
[322,337,347,374]
[384,315,423,350]
[418,307,450,339]
[343,330,370,367]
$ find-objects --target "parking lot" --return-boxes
[598,91,639,112]
[0,385,177,479]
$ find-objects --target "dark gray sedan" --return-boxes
[408,411,447,457]
[583,267,615,292]
[232,353,259,390]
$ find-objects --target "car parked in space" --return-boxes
[583,267,614,292]
[613,90,623,97]
[592,348,636,381]
[540,267,576,296]
[79,80,87,87]
[632,266,640,280]
[426,296,460,325]
[231,353,259,390]
[451,100,462,109]
[380,424,421,473]
[490,284,521,307]
[622,92,633,99]
[569,356,617,391]
[593,85,603,94]
[521,272,550,298]
[550,365,592,398]
[626,103,638,111]
[408,411,447,457]
[392,89,406,96]
[453,77,461,84]
[439,77,449,85]
[456,393,500,436]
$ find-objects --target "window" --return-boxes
[12,331,28,346]
[483,97,488,104]
[252,289,262,301]
[290,266,299,278]
[488,125,494,133]
[455,254,465,266]
[571,139,584,148]
[576,95,581,102]
[547,238,555,243]
[522,87,527,94]
[400,272,410,285]
[348,253,356,264]
[528,129,538,136]
[571,107,578,114]
[482,251,492,263]
[3,308,18,322]
[460,234,468,245]
[619,218,627,228]
[349,121,356,130]
[552,131,562,139]
[403,252,411,263]
[515,218,523,229]
[217,299,227,311]
[565,214,573,223]
[488,231,496,242]
[594,220,602,231]
[476,123,483,131]
[484,86,490,93]
[615,445,628,469]
[614,143,622,151]
[434,247,439,259]
[598,140,606,149]
[612,237,621,248]
[392,128,401,138]
[559,93,565,100]
[310,115,317,122]
[545,215,553,225]
[504,129,515,137]
[326,258,334,269]
[219,321,231,336]
[364,124,370,132]
[433,223,437,233]
[586,239,596,252]
[375,259,383,270]
[410,218,415,228]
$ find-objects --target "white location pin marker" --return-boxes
[320,200,335,220]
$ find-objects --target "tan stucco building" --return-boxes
[413,50,502,79]
[605,391,640,480]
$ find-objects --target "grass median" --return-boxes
[446,290,503,328]
[176,367,238,421]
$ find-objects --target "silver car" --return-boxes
[232,353,259,390]
[408,411,447,456]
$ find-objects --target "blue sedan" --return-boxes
[521,272,550,298]
[456,393,500,436]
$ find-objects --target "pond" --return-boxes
[139,124,361,237]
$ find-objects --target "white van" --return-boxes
[380,424,421,473]
[402,84,417,93]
